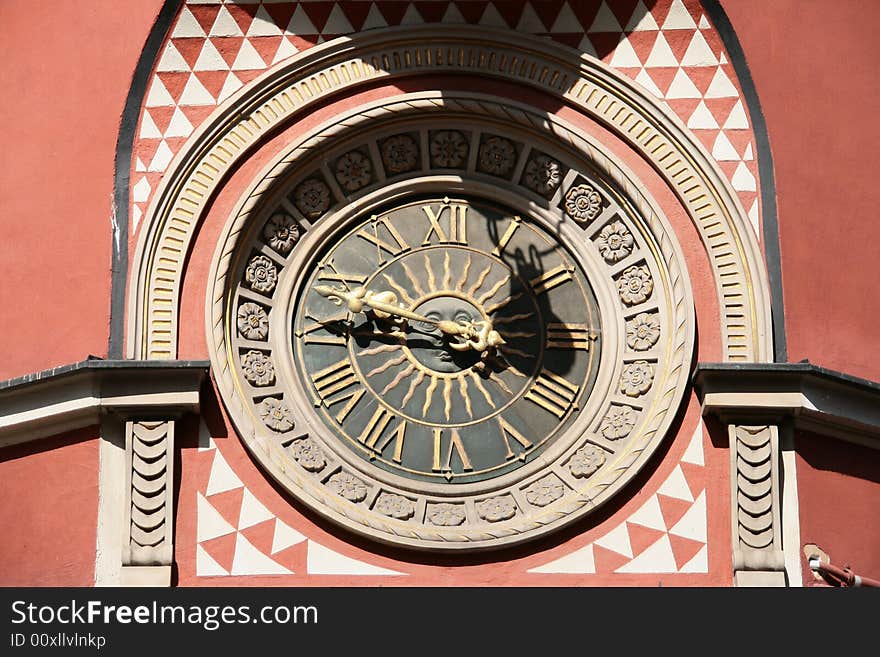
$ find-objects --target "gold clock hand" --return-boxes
[313,285,464,336]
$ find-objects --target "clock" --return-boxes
[293,195,601,485]
[208,103,694,551]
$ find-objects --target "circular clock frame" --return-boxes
[207,93,695,551]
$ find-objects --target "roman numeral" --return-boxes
[311,358,359,400]
[421,201,468,245]
[323,388,366,424]
[357,215,410,261]
[529,264,574,295]
[299,312,348,346]
[359,408,407,462]
[545,322,596,350]
[524,369,580,418]
[497,417,532,460]
[432,428,473,475]
[316,261,367,287]
[491,216,522,256]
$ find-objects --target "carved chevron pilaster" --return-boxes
[123,420,175,566]
[730,425,784,574]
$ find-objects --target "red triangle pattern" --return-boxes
[240,518,277,555]
[235,69,265,86]
[568,1,602,32]
[337,2,376,31]
[725,130,754,158]
[173,37,205,70]
[248,36,285,66]
[679,462,705,499]
[454,1,492,25]
[146,107,177,135]
[691,128,719,153]
[262,4,298,33]
[688,66,719,96]
[374,1,415,26]
[156,71,190,103]
[648,0,675,28]
[665,29,694,62]
[717,161,740,181]
[271,541,309,574]
[626,31,657,63]
[289,34,321,52]
[588,32,624,62]
[592,542,632,574]
[192,71,229,100]
[550,34,583,50]
[626,522,667,557]
[668,533,706,570]
[212,36,246,68]
[206,487,245,529]
[415,1,454,23]
[700,27,726,56]
[134,139,162,168]
[226,3,259,35]
[300,1,337,33]
[494,1,530,28]
[608,0,640,31]
[199,532,237,573]
[188,5,222,35]
[180,105,216,131]
[704,97,741,125]
[657,494,694,531]
[649,66,683,96]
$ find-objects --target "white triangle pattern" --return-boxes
[615,534,678,573]
[307,541,405,576]
[323,4,355,35]
[172,7,206,39]
[196,544,229,576]
[197,492,235,542]
[682,420,705,465]
[627,494,667,532]
[197,447,406,577]
[231,533,292,575]
[594,522,633,558]
[238,488,275,530]
[626,1,658,32]
[134,1,760,244]
[271,519,306,554]
[206,449,243,496]
[527,544,596,574]
[669,491,708,543]
[657,464,694,502]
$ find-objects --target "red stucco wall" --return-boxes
[722,0,880,381]
[0,429,101,586]
[794,430,880,586]
[0,0,165,381]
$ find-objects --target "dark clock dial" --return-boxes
[293,196,601,484]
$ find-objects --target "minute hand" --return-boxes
[313,285,464,335]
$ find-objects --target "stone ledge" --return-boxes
[693,361,880,450]
[0,359,210,448]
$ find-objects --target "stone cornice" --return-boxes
[0,359,209,449]
[693,362,880,450]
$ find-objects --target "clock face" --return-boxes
[209,107,695,551]
[292,196,601,485]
